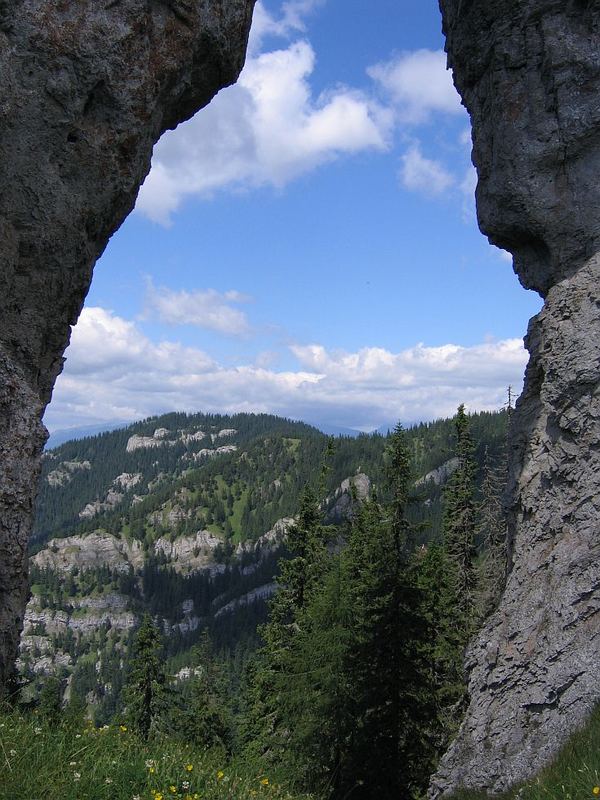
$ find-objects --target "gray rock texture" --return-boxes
[0,0,255,689]
[32,531,145,572]
[433,1,600,795]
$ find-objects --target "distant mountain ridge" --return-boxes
[45,417,365,451]
[45,421,131,450]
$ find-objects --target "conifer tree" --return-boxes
[278,555,355,795]
[415,541,464,748]
[442,404,478,628]
[241,485,329,761]
[432,404,479,741]
[182,631,230,750]
[342,424,436,799]
[476,445,508,621]
[37,675,63,723]
[123,614,170,740]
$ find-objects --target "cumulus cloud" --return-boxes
[495,247,513,263]
[400,144,455,197]
[134,3,473,224]
[249,0,326,52]
[137,39,391,224]
[368,49,463,124]
[45,307,528,433]
[143,282,253,336]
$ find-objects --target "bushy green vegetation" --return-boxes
[236,413,506,798]
[0,709,312,800]
[20,407,519,799]
[34,409,508,552]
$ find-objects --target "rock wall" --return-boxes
[433,1,600,794]
[0,0,255,689]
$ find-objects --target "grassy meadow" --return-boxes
[0,710,312,800]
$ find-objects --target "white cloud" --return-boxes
[137,39,390,224]
[143,282,252,336]
[368,49,463,124]
[495,247,513,263]
[400,144,455,197]
[248,0,325,54]
[460,164,478,220]
[45,307,527,433]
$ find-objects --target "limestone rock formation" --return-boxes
[0,0,255,688]
[432,1,600,794]
[46,460,91,488]
[32,531,145,573]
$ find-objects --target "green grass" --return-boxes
[230,487,249,544]
[207,523,224,536]
[447,705,600,800]
[0,710,313,800]
[282,439,301,454]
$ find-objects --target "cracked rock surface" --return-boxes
[0,0,255,689]
[433,1,600,795]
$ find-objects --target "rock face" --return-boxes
[154,529,223,575]
[326,473,371,523]
[46,460,91,488]
[0,0,255,688]
[433,2,600,795]
[32,531,144,573]
[415,457,459,488]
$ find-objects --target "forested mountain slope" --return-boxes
[22,409,507,722]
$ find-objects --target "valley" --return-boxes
[22,409,506,723]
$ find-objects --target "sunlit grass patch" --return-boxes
[0,710,312,800]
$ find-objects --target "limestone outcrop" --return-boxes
[433,2,600,794]
[32,531,145,573]
[0,0,255,688]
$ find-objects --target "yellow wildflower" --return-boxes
[593,789,600,797]
[149,767,156,774]
[185,764,194,772]
[169,786,177,794]
[119,725,127,732]
[156,795,164,800]
[260,778,269,786]
[217,770,224,780]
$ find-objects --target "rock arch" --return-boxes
[1,3,599,795]
[0,0,255,689]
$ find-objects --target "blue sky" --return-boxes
[45,0,542,433]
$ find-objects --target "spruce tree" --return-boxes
[433,404,479,742]
[182,631,230,750]
[241,485,329,761]
[37,675,63,723]
[343,424,436,799]
[442,404,478,628]
[476,445,508,621]
[415,541,464,748]
[123,614,170,740]
[278,555,355,795]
